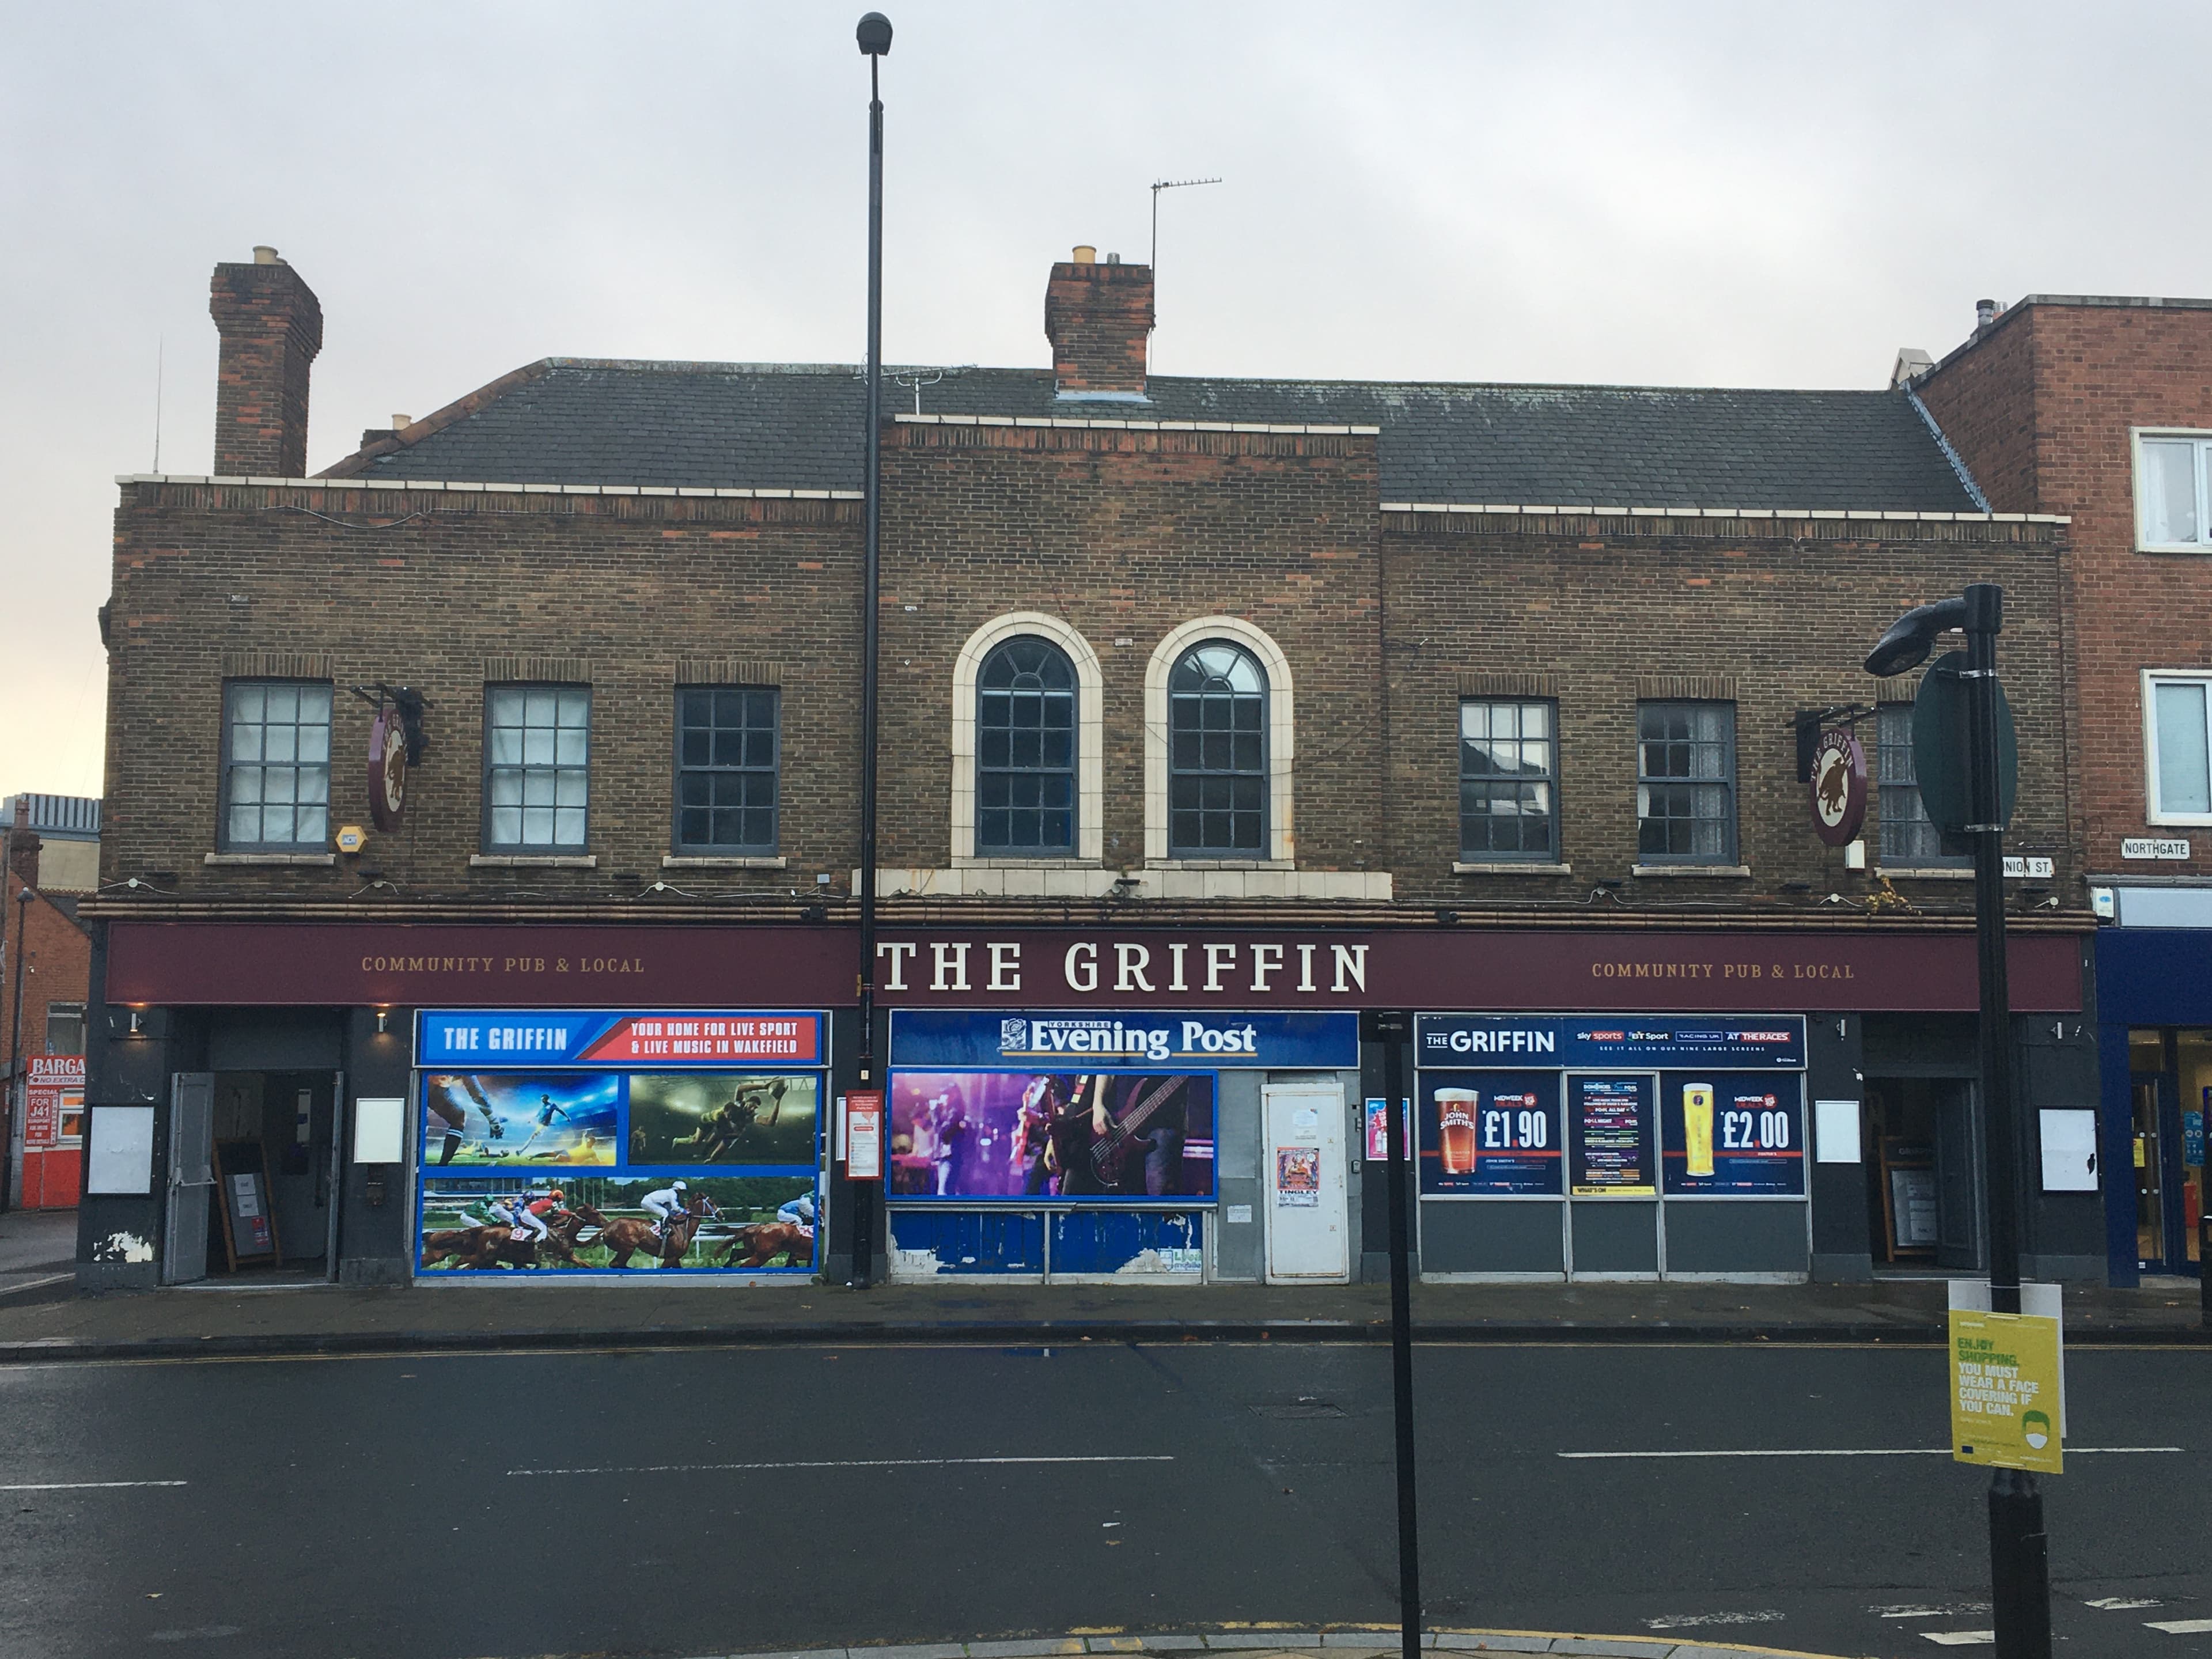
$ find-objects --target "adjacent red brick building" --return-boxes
[1917,294,2212,1282]
[3,803,93,1208]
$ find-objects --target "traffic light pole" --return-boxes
[1961,583,2050,1659]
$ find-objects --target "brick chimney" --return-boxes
[209,246,324,478]
[6,798,39,892]
[1044,245,1154,397]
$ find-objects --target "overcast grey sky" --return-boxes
[3,2,2206,796]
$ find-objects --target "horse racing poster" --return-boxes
[413,1010,826,1277]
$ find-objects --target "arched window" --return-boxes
[976,636,1077,854]
[1168,641,1267,855]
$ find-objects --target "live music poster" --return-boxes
[888,1070,1218,1202]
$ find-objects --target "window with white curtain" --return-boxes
[2137,432,2212,550]
[2146,671,2212,824]
[484,685,591,851]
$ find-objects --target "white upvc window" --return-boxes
[2145,669,2212,825]
[2134,429,2212,551]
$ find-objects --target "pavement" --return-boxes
[721,1629,1841,1658]
[0,1229,2204,1359]
[0,1205,75,1303]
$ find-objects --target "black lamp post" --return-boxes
[1865,581,2050,1659]
[851,10,892,1289]
[2,882,30,1216]
[1361,1006,1422,1659]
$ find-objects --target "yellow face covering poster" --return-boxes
[1949,1309,2063,1474]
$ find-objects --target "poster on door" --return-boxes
[1277,1146,1321,1207]
[1659,1072,1806,1197]
[1418,1071,1561,1196]
[1567,1073,1657,1196]
[23,1055,85,1147]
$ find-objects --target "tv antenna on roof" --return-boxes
[1151,176,1223,275]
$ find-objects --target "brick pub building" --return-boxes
[74,246,2103,1291]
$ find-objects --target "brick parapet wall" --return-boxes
[97,452,2081,929]
[877,421,1384,874]
[104,483,863,907]
[1380,516,2075,908]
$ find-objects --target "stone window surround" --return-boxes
[949,611,1105,865]
[1145,615,1296,867]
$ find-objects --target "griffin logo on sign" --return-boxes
[1810,729,1868,847]
[369,707,410,831]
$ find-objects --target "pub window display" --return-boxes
[888,1070,1218,1202]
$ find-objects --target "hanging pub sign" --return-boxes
[369,706,410,831]
[1809,728,1868,847]
[357,684,428,833]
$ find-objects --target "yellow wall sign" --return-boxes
[1949,1309,2062,1474]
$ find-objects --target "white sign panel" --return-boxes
[1814,1099,1863,1164]
[2121,838,2192,860]
[86,1104,157,1195]
[2002,857,2056,878]
[351,1097,407,1165]
[2038,1108,2099,1192]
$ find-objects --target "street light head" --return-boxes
[1865,594,1971,678]
[856,12,892,55]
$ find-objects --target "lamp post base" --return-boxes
[1988,1467,2050,1659]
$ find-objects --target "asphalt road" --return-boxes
[0,1339,2205,1659]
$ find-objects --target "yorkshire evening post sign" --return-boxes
[890,1010,1358,1070]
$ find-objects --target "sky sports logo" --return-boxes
[998,1017,1259,1062]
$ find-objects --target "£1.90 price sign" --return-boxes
[1660,1071,1806,1196]
[1421,1071,1562,1196]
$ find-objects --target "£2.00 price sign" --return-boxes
[1949,1309,2062,1475]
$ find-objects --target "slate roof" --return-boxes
[340,359,1980,512]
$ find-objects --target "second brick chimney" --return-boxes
[6,797,40,892]
[210,246,324,478]
[1044,246,1154,397]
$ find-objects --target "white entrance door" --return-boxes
[162,1073,215,1285]
[1263,1081,1349,1282]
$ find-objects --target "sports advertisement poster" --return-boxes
[1418,1071,1561,1197]
[1660,1071,1806,1197]
[1567,1073,1658,1196]
[887,1070,1217,1202]
[413,1009,825,1277]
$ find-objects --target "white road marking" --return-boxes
[1559,1446,2181,1459]
[2086,1597,2162,1609]
[1644,1611,1786,1630]
[508,1454,1175,1477]
[1873,1604,1991,1620]
[2148,1619,2212,1634]
[1920,1634,1995,1647]
[0,1480,188,1491]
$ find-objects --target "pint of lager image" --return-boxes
[1435,1089,1479,1175]
[1683,1084,1716,1177]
